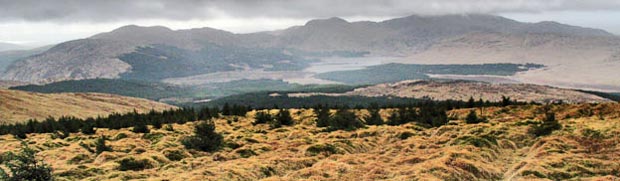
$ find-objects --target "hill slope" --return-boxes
[289,80,612,103]
[0,89,176,124]
[0,103,618,180]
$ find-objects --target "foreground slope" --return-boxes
[0,103,618,180]
[289,80,612,103]
[0,89,176,124]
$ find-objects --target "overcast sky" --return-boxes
[1,0,620,47]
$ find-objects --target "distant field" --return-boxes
[315,63,544,85]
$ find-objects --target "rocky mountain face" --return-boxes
[288,80,612,103]
[2,14,618,84]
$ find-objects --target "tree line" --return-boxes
[0,97,526,138]
[0,104,252,138]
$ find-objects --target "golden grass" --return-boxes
[0,89,176,124]
[0,103,619,180]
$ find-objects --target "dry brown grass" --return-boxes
[1,103,619,180]
[0,89,176,124]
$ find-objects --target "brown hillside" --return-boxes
[289,80,612,103]
[0,89,176,124]
[0,103,618,180]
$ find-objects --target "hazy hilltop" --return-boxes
[3,14,619,91]
[0,89,175,124]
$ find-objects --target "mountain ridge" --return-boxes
[2,14,618,86]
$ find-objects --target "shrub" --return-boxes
[398,131,415,140]
[182,121,223,152]
[253,111,273,125]
[152,119,162,129]
[306,144,341,156]
[95,136,112,155]
[465,110,487,124]
[327,108,364,131]
[314,105,330,127]
[114,133,128,140]
[236,149,257,158]
[117,157,153,171]
[364,106,384,125]
[163,149,187,161]
[67,154,92,164]
[529,112,562,137]
[132,122,150,133]
[0,142,53,181]
[275,109,294,126]
[163,124,174,131]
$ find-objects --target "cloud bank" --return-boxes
[1,0,620,22]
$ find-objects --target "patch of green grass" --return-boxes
[117,157,154,171]
[522,170,546,178]
[305,144,341,156]
[236,149,257,158]
[142,132,165,144]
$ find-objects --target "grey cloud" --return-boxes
[1,0,620,22]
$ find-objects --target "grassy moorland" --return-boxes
[0,89,175,125]
[1,103,619,180]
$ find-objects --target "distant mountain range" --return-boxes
[2,14,619,91]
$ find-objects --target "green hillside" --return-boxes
[315,63,544,85]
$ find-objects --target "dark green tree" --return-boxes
[253,111,273,125]
[0,142,53,181]
[95,136,112,155]
[467,97,476,108]
[314,105,330,127]
[182,121,223,152]
[275,109,294,126]
[501,96,512,107]
[465,109,486,124]
[529,112,562,137]
[364,103,384,125]
[327,107,365,131]
[132,121,150,133]
[221,103,231,116]
[386,111,400,126]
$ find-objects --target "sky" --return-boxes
[1,0,620,48]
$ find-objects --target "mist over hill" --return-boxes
[2,14,618,93]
